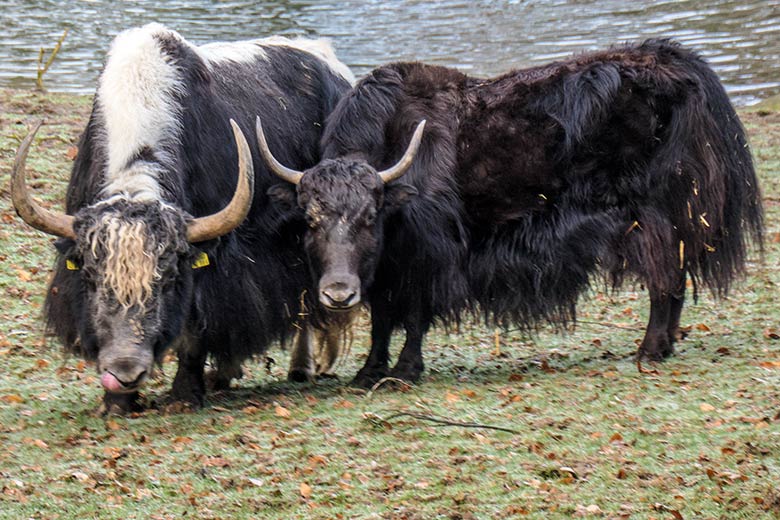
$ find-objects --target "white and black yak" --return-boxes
[257,40,764,387]
[11,24,354,412]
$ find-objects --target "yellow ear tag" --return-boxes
[192,252,210,269]
[65,259,79,271]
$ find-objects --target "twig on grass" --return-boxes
[376,410,521,434]
[363,376,520,434]
[574,320,645,332]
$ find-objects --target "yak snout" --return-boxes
[319,274,361,310]
[98,350,153,393]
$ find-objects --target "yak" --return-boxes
[11,24,354,413]
[257,39,764,387]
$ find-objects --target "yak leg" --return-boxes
[638,272,686,361]
[389,300,430,383]
[288,325,315,383]
[98,390,142,416]
[352,302,393,388]
[209,356,243,391]
[314,325,343,377]
[667,272,687,344]
[169,335,207,409]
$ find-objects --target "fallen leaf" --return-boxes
[275,405,291,418]
[203,456,230,468]
[70,471,90,482]
[1,394,24,404]
[308,455,328,467]
[763,328,780,340]
[300,482,312,499]
[695,323,711,332]
[66,146,78,161]
[700,403,716,412]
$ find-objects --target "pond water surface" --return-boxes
[1,0,778,105]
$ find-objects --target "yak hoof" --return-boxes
[637,336,675,362]
[350,368,388,389]
[163,381,205,413]
[97,391,143,416]
[388,364,424,385]
[288,367,314,383]
[205,369,234,392]
[157,391,204,414]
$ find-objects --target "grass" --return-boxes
[0,88,779,519]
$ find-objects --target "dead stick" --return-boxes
[37,29,68,90]
[381,411,521,434]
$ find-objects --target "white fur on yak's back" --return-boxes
[198,36,355,85]
[98,23,186,201]
[96,23,354,202]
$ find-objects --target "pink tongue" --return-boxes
[100,372,123,392]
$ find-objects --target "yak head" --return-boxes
[11,120,254,396]
[259,117,424,311]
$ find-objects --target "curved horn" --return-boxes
[256,116,303,185]
[11,120,76,239]
[378,120,426,184]
[186,119,255,242]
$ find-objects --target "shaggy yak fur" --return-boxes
[36,25,353,412]
[266,39,763,387]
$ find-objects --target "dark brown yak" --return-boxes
[258,39,763,387]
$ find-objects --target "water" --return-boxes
[1,0,778,105]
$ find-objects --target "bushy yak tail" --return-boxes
[541,39,763,301]
[635,39,763,298]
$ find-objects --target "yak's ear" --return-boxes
[53,237,76,255]
[384,183,418,209]
[267,184,297,210]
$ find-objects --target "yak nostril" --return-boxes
[320,287,359,308]
[115,370,147,388]
[322,288,356,307]
[101,364,148,392]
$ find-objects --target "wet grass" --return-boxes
[1,89,779,519]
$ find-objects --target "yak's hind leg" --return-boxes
[168,333,207,409]
[667,273,687,344]
[351,301,393,388]
[208,355,243,391]
[638,273,686,362]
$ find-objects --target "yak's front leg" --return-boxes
[351,300,393,388]
[389,300,431,383]
[168,334,207,409]
[288,325,315,382]
[98,390,143,416]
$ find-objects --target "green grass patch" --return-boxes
[1,89,779,519]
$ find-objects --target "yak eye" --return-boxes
[305,214,319,229]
